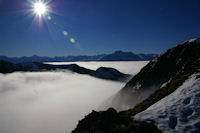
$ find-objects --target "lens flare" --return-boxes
[63,31,68,36]
[34,2,47,16]
[47,15,51,20]
[30,1,79,47]
[70,38,76,43]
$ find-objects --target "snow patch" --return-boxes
[150,58,158,69]
[135,73,200,133]
[176,58,181,64]
[188,38,197,43]
[161,79,171,88]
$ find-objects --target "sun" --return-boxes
[33,2,47,16]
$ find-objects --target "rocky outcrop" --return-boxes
[72,108,162,133]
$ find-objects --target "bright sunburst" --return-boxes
[33,2,48,16]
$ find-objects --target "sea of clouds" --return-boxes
[0,71,124,133]
[0,61,148,133]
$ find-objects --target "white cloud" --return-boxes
[0,61,147,133]
[0,71,124,133]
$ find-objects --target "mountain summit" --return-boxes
[100,51,157,61]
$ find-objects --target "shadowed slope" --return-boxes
[106,38,200,110]
[72,108,162,133]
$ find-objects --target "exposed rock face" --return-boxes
[106,38,200,110]
[0,61,131,82]
[72,108,162,133]
[125,38,200,91]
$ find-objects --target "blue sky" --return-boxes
[0,0,200,57]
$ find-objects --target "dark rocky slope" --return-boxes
[0,61,131,82]
[72,38,200,133]
[72,108,162,133]
[105,38,200,110]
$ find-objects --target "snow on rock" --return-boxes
[150,57,158,69]
[160,78,171,88]
[134,73,200,133]
[180,38,199,44]
[160,38,199,60]
[182,38,200,44]
[176,58,182,65]
[188,38,197,43]
[161,82,168,88]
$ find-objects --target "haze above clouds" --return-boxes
[46,61,148,75]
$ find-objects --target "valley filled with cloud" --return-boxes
[0,61,147,133]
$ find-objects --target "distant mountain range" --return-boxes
[0,51,158,63]
[100,51,157,61]
[0,61,131,82]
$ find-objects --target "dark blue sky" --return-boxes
[0,0,200,57]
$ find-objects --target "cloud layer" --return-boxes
[0,71,124,133]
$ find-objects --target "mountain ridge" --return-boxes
[104,38,200,111]
[72,38,200,133]
[0,51,158,63]
[0,61,131,82]
[100,50,157,61]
